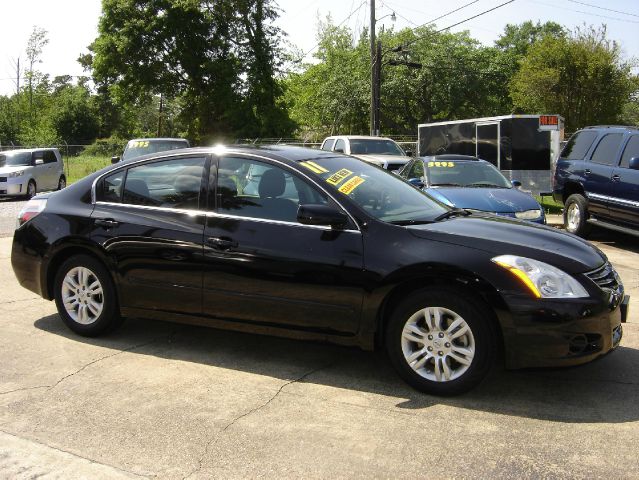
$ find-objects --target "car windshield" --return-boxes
[122,140,188,161]
[426,159,511,188]
[0,152,32,167]
[349,139,405,156]
[299,156,449,224]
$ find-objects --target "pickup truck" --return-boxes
[320,135,411,171]
[553,125,639,237]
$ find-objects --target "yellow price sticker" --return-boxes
[132,141,149,148]
[326,168,353,185]
[338,176,365,194]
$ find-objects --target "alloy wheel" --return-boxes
[566,202,581,231]
[61,267,104,325]
[401,307,475,382]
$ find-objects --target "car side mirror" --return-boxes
[404,149,413,157]
[629,157,639,170]
[408,178,425,188]
[111,156,121,164]
[297,204,348,228]
[511,180,522,188]
[34,159,44,166]
[334,147,344,154]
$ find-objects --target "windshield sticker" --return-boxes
[428,161,455,167]
[326,168,353,185]
[131,141,150,148]
[338,176,365,194]
[300,161,328,174]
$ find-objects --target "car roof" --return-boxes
[324,135,396,141]
[119,144,344,165]
[421,155,481,162]
[127,138,189,143]
[0,148,59,154]
[580,126,639,132]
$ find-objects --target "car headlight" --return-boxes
[492,254,588,298]
[7,170,25,178]
[515,209,542,220]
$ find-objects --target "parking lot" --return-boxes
[1,197,638,478]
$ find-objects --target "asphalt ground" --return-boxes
[1,199,639,478]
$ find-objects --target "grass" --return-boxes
[64,155,112,184]
[535,195,564,215]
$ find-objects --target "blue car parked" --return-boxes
[399,155,546,224]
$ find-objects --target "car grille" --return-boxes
[0,177,6,182]
[586,262,621,292]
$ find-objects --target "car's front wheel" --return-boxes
[386,288,496,396]
[57,175,66,190]
[54,254,122,336]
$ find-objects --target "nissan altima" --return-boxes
[11,146,628,395]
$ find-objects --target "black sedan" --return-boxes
[11,146,628,395]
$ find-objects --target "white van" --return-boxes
[0,148,66,198]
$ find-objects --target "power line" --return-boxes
[413,0,482,31]
[566,0,639,19]
[528,0,639,23]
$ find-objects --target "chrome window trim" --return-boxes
[93,201,360,233]
[588,193,639,209]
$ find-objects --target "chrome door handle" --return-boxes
[612,174,621,182]
[584,169,591,175]
[94,218,120,229]
[206,237,238,250]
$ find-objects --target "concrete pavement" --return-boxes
[1,235,638,479]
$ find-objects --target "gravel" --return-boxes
[0,198,25,237]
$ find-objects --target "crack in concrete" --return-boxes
[0,331,178,397]
[0,297,41,305]
[181,363,332,480]
[0,428,151,478]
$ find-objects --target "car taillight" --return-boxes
[17,198,47,226]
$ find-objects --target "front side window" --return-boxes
[217,157,328,223]
[321,139,335,151]
[590,134,623,166]
[121,156,205,209]
[298,156,448,224]
[334,139,346,153]
[407,160,425,180]
[97,171,125,203]
[620,135,639,168]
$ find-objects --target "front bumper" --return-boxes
[0,179,26,196]
[501,292,627,369]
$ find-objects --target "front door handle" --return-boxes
[612,174,621,182]
[584,169,591,175]
[94,218,120,229]
[206,237,238,250]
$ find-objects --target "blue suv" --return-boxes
[553,126,639,237]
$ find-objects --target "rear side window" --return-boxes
[620,135,639,168]
[560,131,597,160]
[97,171,125,203]
[334,139,346,153]
[122,156,205,209]
[321,139,335,151]
[590,133,623,166]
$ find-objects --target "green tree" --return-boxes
[510,26,636,131]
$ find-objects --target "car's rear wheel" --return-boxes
[26,180,36,199]
[57,176,66,190]
[385,288,496,396]
[564,193,590,237]
[54,254,122,336]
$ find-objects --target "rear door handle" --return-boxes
[94,218,120,229]
[206,237,238,250]
[584,169,591,175]
[612,174,621,182]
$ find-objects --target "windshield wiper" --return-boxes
[434,208,471,222]
[431,182,462,187]
[390,219,434,226]
[465,182,508,188]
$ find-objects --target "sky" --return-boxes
[1,0,638,96]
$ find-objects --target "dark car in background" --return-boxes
[553,126,639,237]
[399,155,546,224]
[112,137,190,163]
[12,146,627,395]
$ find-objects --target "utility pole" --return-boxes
[373,41,382,136]
[369,0,376,136]
[15,57,20,95]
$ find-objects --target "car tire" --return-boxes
[57,176,66,190]
[385,287,496,396]
[564,194,591,237]
[54,254,123,337]
[26,180,36,199]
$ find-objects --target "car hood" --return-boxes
[0,166,29,174]
[426,187,540,212]
[408,214,605,273]
[352,154,409,164]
